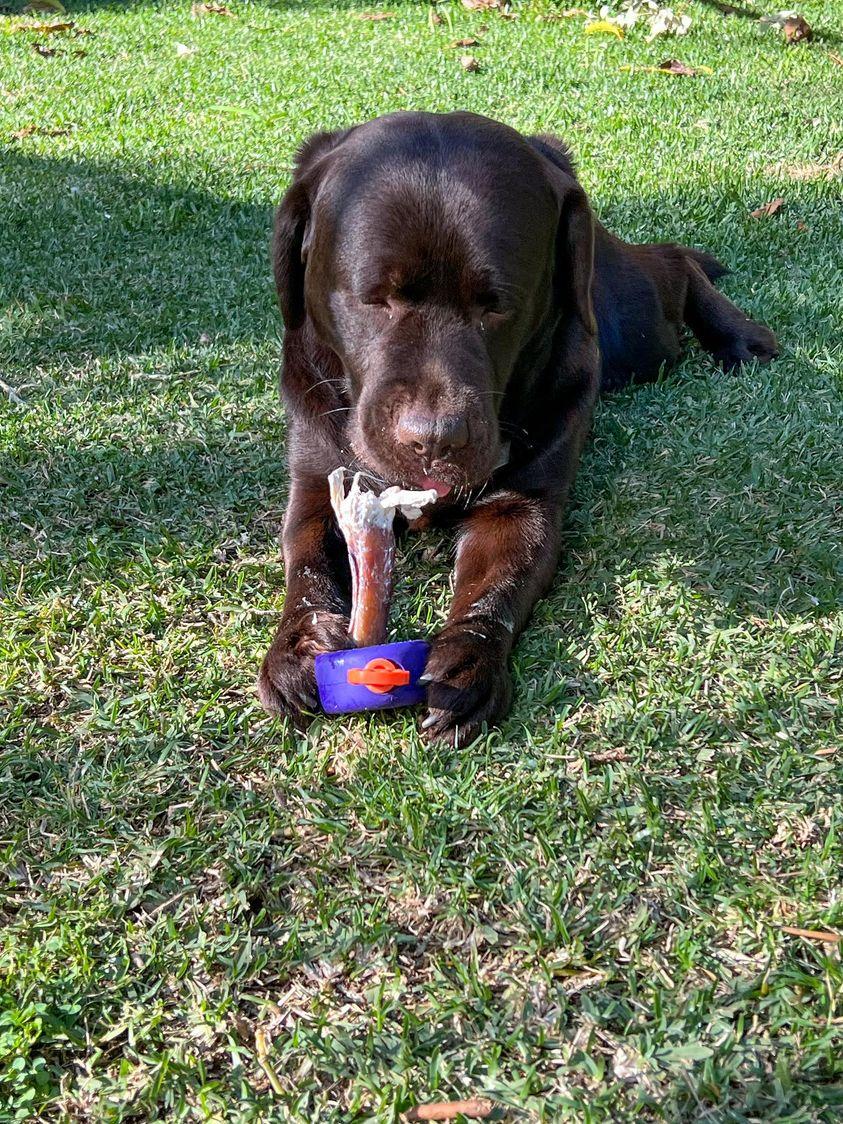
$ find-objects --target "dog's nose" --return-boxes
[395,412,469,461]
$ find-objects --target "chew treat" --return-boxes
[328,469,438,647]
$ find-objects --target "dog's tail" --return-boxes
[683,247,729,283]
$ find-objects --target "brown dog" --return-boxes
[258,111,777,743]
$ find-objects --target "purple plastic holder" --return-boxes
[315,640,430,714]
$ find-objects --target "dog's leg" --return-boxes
[682,256,779,370]
[257,476,352,717]
[421,344,598,745]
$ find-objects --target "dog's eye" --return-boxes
[475,291,511,330]
[478,306,511,331]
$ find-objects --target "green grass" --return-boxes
[1,0,842,1119]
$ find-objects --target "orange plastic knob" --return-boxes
[347,657,411,694]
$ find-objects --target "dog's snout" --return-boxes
[395,412,469,461]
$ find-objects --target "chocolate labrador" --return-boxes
[257,110,777,743]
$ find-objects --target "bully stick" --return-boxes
[328,469,438,647]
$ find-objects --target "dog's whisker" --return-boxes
[304,377,348,397]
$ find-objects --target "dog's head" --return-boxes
[274,111,596,495]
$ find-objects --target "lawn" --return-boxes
[1,0,842,1119]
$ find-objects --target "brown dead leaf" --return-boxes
[620,60,712,76]
[459,53,481,71]
[760,11,813,42]
[588,748,629,763]
[814,744,837,755]
[10,123,71,139]
[783,15,812,42]
[405,1100,494,1122]
[13,20,74,32]
[356,10,393,19]
[829,52,843,66]
[750,197,785,218]
[31,43,56,56]
[781,925,840,943]
[193,2,236,14]
[795,220,808,232]
[657,58,706,75]
[461,0,499,10]
[449,36,480,47]
[428,8,443,28]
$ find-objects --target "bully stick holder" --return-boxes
[314,469,439,714]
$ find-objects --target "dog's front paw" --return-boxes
[714,319,779,370]
[420,621,513,746]
[258,609,350,718]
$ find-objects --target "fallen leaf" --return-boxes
[355,10,393,19]
[31,42,56,56]
[781,925,840,943]
[449,36,480,47]
[12,19,74,32]
[175,42,197,57]
[460,53,481,70]
[658,58,708,75]
[428,8,443,28]
[193,2,237,14]
[760,10,812,41]
[646,8,691,40]
[795,220,808,231]
[760,9,800,25]
[829,52,843,66]
[784,14,812,41]
[814,744,836,755]
[620,60,712,76]
[405,1100,494,1122]
[10,123,71,139]
[461,0,499,10]
[584,19,624,38]
[750,197,785,218]
[589,748,629,763]
[606,1,656,30]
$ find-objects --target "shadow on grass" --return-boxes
[0,150,275,367]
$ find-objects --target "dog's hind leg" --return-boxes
[681,253,779,370]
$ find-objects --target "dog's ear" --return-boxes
[545,166,597,337]
[273,129,348,330]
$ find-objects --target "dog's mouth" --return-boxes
[417,474,454,499]
[351,403,507,501]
